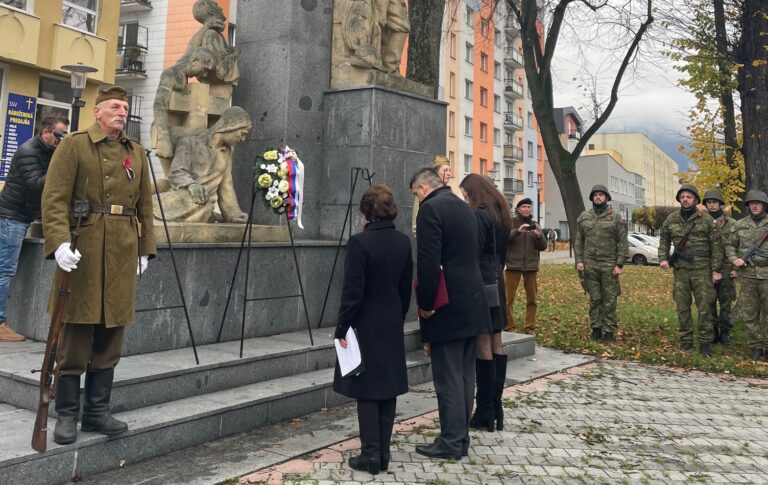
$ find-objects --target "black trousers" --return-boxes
[357,398,397,460]
[430,336,476,454]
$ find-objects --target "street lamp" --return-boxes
[61,62,97,131]
[534,180,542,223]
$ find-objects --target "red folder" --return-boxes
[414,268,449,310]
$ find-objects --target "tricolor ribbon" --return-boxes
[281,146,304,229]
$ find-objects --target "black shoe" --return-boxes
[348,455,380,475]
[719,329,731,346]
[751,348,763,361]
[53,375,81,445]
[462,441,469,457]
[80,369,128,436]
[603,332,615,342]
[680,342,693,352]
[590,328,602,341]
[492,354,508,431]
[699,344,711,357]
[415,443,461,460]
[380,450,390,472]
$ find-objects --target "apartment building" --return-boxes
[0,0,121,181]
[584,132,680,207]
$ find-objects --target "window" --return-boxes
[494,61,501,80]
[480,158,488,174]
[448,111,456,137]
[449,72,456,98]
[464,155,472,176]
[493,95,501,113]
[479,87,488,106]
[465,43,473,63]
[449,33,457,58]
[480,52,488,71]
[227,23,236,47]
[448,151,455,163]
[1,0,30,12]
[493,128,501,146]
[481,19,489,36]
[479,122,487,142]
[527,111,534,128]
[36,77,72,134]
[464,79,473,100]
[465,6,474,26]
[527,171,534,187]
[464,116,473,136]
[588,143,595,150]
[527,141,534,158]
[494,28,502,45]
[537,145,543,160]
[62,0,99,34]
[493,162,501,181]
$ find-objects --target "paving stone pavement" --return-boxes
[241,361,768,484]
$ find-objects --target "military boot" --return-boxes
[719,328,731,346]
[699,344,711,357]
[81,369,128,436]
[603,332,615,342]
[53,375,81,445]
[590,328,602,341]
[680,342,693,352]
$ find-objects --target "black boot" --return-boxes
[53,375,81,445]
[699,344,711,357]
[603,332,615,342]
[80,369,128,436]
[719,328,731,346]
[712,322,720,344]
[469,359,495,432]
[492,354,508,431]
[590,328,602,341]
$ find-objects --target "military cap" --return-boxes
[676,184,700,203]
[516,197,533,208]
[744,189,768,205]
[703,189,725,204]
[589,184,611,202]
[431,155,450,168]
[95,86,128,105]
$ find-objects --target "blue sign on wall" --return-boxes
[1,93,37,180]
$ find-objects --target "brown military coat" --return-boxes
[41,123,157,327]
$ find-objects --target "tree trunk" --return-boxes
[713,0,739,170]
[738,0,768,193]
[406,0,445,97]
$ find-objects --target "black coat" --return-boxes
[415,186,489,343]
[332,220,413,400]
[474,206,509,332]
[0,135,55,223]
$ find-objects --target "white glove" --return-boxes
[55,243,81,272]
[137,255,149,276]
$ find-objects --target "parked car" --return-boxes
[628,239,659,265]
[629,232,659,248]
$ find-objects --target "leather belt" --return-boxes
[90,204,137,217]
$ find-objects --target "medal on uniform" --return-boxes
[123,156,135,181]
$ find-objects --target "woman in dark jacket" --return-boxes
[459,174,512,432]
[332,184,413,475]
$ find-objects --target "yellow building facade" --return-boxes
[0,0,120,180]
[584,133,680,207]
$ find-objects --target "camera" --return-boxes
[526,223,537,230]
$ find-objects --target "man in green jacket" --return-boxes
[703,188,735,345]
[504,198,547,334]
[658,184,722,356]
[575,185,628,342]
[727,190,768,361]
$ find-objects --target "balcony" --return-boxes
[504,178,524,195]
[503,112,523,131]
[504,144,523,161]
[124,94,143,142]
[505,47,523,68]
[0,4,40,65]
[505,15,520,36]
[121,0,152,12]
[504,78,523,99]
[116,23,149,79]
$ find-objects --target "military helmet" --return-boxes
[676,184,700,203]
[744,189,768,205]
[702,189,725,205]
[589,184,611,202]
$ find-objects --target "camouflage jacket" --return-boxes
[658,209,722,272]
[575,206,628,267]
[712,214,734,273]
[726,215,768,280]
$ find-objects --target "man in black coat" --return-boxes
[0,115,69,342]
[410,167,489,459]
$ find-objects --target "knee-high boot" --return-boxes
[81,369,128,436]
[493,353,508,431]
[53,375,81,444]
[469,359,495,432]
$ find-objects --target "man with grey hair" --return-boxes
[410,167,488,460]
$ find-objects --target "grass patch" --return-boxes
[517,264,768,378]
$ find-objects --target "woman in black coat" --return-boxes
[459,174,512,433]
[332,184,413,475]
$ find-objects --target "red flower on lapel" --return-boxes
[123,157,135,181]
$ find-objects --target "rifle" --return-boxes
[31,200,89,453]
[741,230,768,267]
[668,220,697,267]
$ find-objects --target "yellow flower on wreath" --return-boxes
[257,173,273,188]
[278,180,290,193]
[263,150,278,161]
[270,196,284,208]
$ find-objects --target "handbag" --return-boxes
[483,220,501,308]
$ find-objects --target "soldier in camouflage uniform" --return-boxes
[575,185,628,342]
[659,184,723,356]
[703,189,735,345]
[727,190,768,361]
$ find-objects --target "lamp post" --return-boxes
[534,180,542,223]
[61,62,97,131]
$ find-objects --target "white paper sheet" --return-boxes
[334,327,363,377]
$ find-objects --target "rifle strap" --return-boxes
[677,216,698,249]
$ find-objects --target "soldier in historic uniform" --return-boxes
[703,189,735,345]
[659,184,722,356]
[727,190,768,361]
[41,86,157,444]
[575,185,628,342]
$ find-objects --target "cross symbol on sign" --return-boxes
[25,98,33,110]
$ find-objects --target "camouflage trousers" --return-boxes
[584,265,621,333]
[735,277,768,351]
[673,268,714,345]
[711,276,735,334]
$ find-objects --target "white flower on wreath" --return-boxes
[260,164,267,170]
[278,180,290,193]
[266,163,278,173]
[280,161,288,171]
[266,186,279,199]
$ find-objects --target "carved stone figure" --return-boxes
[154,107,252,223]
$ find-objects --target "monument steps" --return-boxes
[0,325,535,485]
